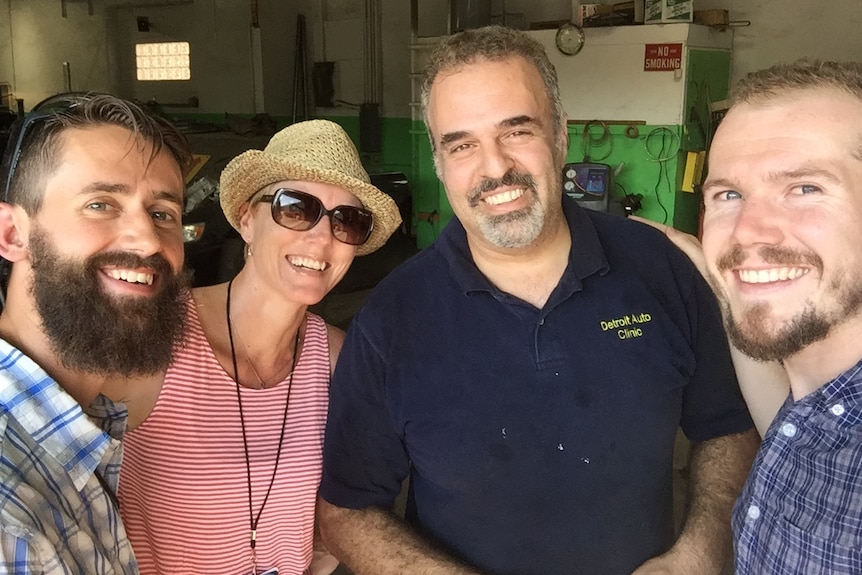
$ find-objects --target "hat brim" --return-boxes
[220,150,402,256]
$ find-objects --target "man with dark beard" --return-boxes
[0,93,190,574]
[697,60,862,575]
[317,26,759,575]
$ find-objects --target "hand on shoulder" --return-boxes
[628,216,707,278]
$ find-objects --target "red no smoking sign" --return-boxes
[644,43,683,71]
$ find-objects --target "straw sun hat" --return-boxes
[219,119,402,256]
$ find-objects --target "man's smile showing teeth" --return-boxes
[737,267,810,284]
[107,269,154,285]
[484,188,524,206]
[289,256,328,271]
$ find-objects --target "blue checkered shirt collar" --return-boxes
[0,338,136,574]
[0,340,113,490]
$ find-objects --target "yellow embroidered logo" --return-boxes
[600,312,652,340]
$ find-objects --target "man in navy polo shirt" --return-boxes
[318,25,759,575]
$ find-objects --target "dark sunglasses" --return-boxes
[1,93,93,203]
[0,94,92,306]
[256,188,374,246]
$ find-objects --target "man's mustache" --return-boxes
[716,245,823,274]
[468,170,536,207]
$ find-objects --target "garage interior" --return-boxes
[1,0,860,573]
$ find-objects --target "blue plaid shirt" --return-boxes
[0,340,137,574]
[733,357,862,574]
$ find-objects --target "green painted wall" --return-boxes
[567,122,687,229]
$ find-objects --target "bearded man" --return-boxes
[317,26,759,575]
[0,92,190,574]
[699,60,862,575]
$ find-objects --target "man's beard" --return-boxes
[719,297,833,362]
[28,228,189,376]
[712,244,862,361]
[468,169,545,249]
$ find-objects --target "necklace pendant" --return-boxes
[249,552,278,575]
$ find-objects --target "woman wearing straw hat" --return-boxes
[116,120,401,575]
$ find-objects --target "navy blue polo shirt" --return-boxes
[321,198,753,575]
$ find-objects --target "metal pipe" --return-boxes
[122,1,193,7]
[319,0,328,60]
[301,15,308,117]
[249,0,259,28]
[292,14,308,123]
[368,0,373,101]
[364,0,382,104]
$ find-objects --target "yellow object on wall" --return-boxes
[681,150,705,193]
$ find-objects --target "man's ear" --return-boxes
[0,203,29,263]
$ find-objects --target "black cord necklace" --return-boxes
[226,277,300,574]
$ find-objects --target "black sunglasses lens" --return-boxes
[2,95,88,203]
[273,189,373,246]
[273,190,321,231]
[331,207,373,245]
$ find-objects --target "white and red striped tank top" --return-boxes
[118,301,330,575]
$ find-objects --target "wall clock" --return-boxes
[555,22,585,56]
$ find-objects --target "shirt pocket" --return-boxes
[780,515,862,574]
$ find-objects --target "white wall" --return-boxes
[258,2,300,117]
[0,0,13,103]
[379,2,412,117]
[108,0,259,115]
[2,0,112,110]
[479,0,862,85]
[0,0,292,115]
[530,24,732,125]
[695,0,862,84]
[297,0,411,118]
[377,0,862,118]
[1,1,861,116]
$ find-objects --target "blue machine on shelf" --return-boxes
[562,162,612,212]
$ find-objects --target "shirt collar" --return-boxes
[438,196,610,298]
[816,355,862,405]
[774,355,862,424]
[0,339,115,490]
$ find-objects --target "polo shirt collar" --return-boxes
[0,339,113,491]
[439,197,610,299]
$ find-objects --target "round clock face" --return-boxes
[555,22,585,56]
